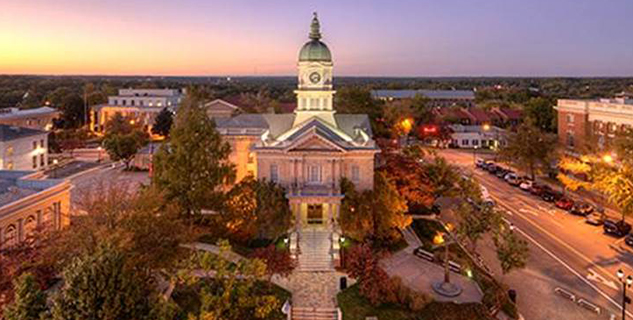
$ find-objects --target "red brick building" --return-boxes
[555,93,633,154]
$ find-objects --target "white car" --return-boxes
[519,180,533,191]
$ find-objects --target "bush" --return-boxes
[251,245,296,278]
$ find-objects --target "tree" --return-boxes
[51,244,164,320]
[494,228,529,274]
[58,93,85,129]
[3,273,48,320]
[593,164,633,221]
[251,245,296,279]
[182,240,283,320]
[380,147,434,207]
[152,96,235,216]
[224,178,292,242]
[523,97,556,133]
[103,132,146,169]
[424,156,462,199]
[339,172,410,244]
[151,108,174,138]
[500,121,558,180]
[455,202,502,252]
[345,244,395,306]
[105,112,143,135]
[335,86,389,138]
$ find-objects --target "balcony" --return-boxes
[286,183,342,197]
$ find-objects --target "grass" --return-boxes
[337,285,494,320]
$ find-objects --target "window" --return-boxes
[6,145,13,156]
[462,139,469,146]
[140,100,144,106]
[308,165,321,183]
[566,114,574,123]
[472,139,479,146]
[32,156,37,169]
[24,216,36,237]
[40,139,44,148]
[40,154,44,167]
[6,161,13,170]
[351,165,360,183]
[33,141,37,150]
[247,152,255,164]
[270,164,279,183]
[3,225,18,248]
[131,100,135,106]
[566,130,575,147]
[114,99,118,105]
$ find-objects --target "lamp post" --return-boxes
[617,269,633,320]
[52,159,59,179]
[432,223,462,297]
[473,145,479,166]
[97,146,102,163]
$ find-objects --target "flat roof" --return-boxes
[0,171,65,209]
[372,89,475,100]
[0,124,47,142]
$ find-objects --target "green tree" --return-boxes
[500,121,558,180]
[51,244,163,320]
[3,273,48,320]
[335,86,389,138]
[494,228,529,274]
[224,177,292,242]
[103,132,146,169]
[151,108,174,138]
[523,97,556,133]
[182,240,283,320]
[340,172,410,244]
[59,93,85,128]
[105,112,143,135]
[152,96,235,216]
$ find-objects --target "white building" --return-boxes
[91,88,185,135]
[449,124,505,149]
[0,125,49,171]
[0,107,58,131]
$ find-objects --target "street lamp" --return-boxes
[432,223,462,297]
[52,159,59,179]
[617,269,633,320]
[473,145,479,166]
[97,146,102,163]
[603,153,615,164]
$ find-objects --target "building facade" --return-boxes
[372,89,476,107]
[555,94,633,153]
[449,124,506,149]
[0,171,71,249]
[0,107,58,131]
[212,15,379,233]
[0,125,49,171]
[91,88,185,135]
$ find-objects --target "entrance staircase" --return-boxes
[291,307,338,320]
[297,229,333,272]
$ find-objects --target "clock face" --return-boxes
[309,72,321,84]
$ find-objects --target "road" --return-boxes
[438,149,632,320]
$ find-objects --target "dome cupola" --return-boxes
[298,12,332,62]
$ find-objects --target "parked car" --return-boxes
[555,197,574,211]
[585,212,606,226]
[475,159,489,169]
[486,164,499,174]
[541,190,562,202]
[529,183,552,197]
[519,180,533,191]
[496,168,510,179]
[570,202,594,216]
[604,219,632,238]
[625,234,633,247]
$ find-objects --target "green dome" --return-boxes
[298,12,332,62]
[299,40,332,62]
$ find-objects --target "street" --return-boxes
[438,149,632,320]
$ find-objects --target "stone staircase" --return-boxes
[291,307,338,320]
[297,229,333,272]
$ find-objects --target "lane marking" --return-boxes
[587,268,618,290]
[501,217,630,317]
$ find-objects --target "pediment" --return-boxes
[285,129,345,152]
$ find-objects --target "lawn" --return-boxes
[337,285,494,320]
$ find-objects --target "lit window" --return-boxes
[351,166,360,183]
[6,145,14,156]
[270,165,279,182]
[6,161,13,170]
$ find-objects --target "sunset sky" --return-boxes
[1,0,632,77]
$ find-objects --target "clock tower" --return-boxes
[294,12,336,127]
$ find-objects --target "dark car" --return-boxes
[604,219,632,238]
[555,197,574,211]
[625,234,633,247]
[541,190,562,202]
[408,203,441,216]
[570,202,594,216]
[529,183,552,197]
[486,164,499,174]
[496,169,510,179]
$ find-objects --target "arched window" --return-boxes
[4,225,18,248]
[24,215,36,237]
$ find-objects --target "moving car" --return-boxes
[555,197,574,211]
[570,202,594,216]
[603,219,632,238]
[541,190,562,202]
[585,212,605,226]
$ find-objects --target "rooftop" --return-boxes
[0,107,58,118]
[0,124,47,142]
[372,89,476,100]
[0,171,66,210]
